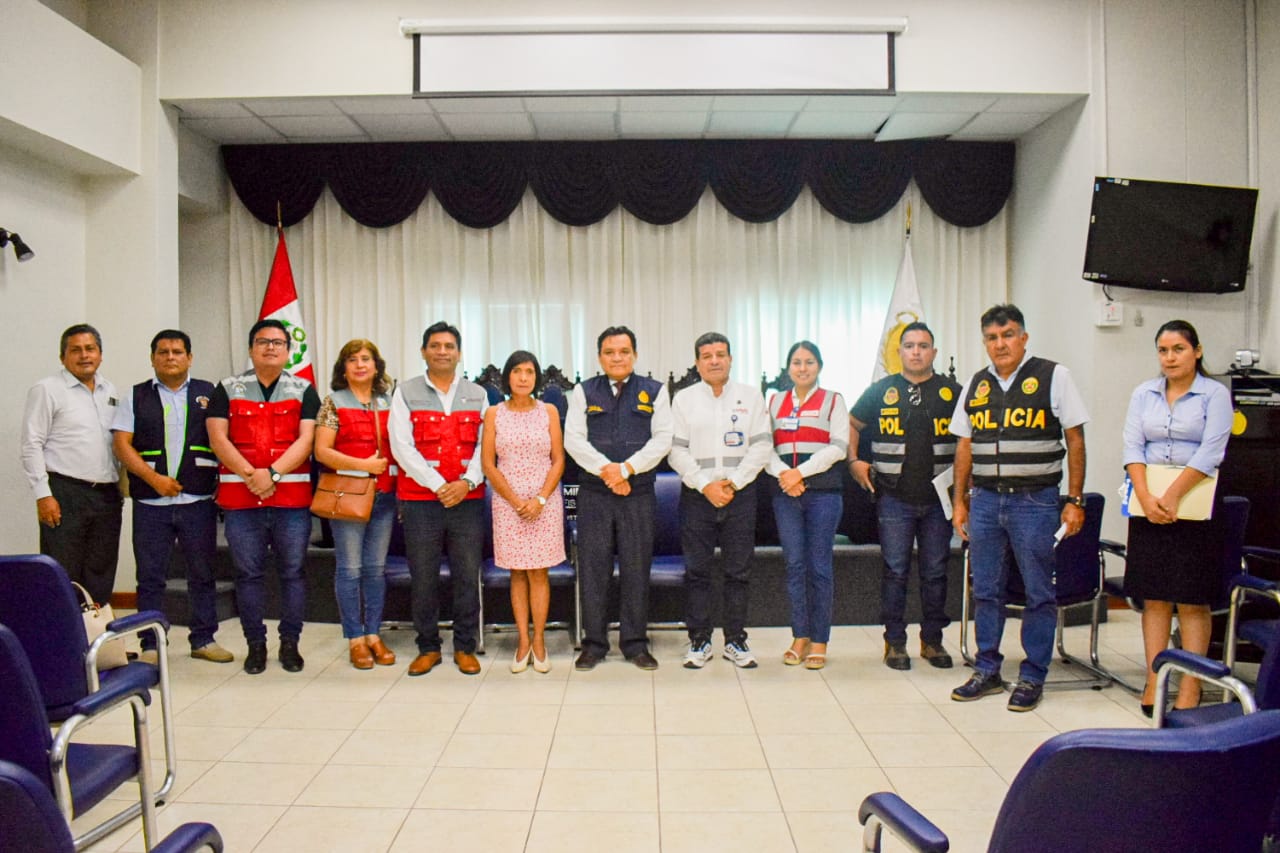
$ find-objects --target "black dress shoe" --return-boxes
[574,650,604,671]
[279,638,305,673]
[244,642,267,675]
[627,651,659,671]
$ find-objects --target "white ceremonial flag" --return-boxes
[872,233,925,382]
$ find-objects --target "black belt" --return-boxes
[981,484,1050,494]
[49,471,118,492]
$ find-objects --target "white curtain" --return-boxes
[230,183,1006,404]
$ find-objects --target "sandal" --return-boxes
[783,640,809,666]
[803,653,826,671]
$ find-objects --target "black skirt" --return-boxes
[1123,513,1226,605]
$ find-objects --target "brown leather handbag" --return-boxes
[310,472,376,522]
[310,399,384,523]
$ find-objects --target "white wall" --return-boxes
[0,146,87,553]
[1010,0,1267,541]
[155,0,1094,101]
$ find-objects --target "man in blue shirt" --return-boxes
[113,330,232,664]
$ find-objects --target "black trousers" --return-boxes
[41,472,122,605]
[681,481,757,646]
[401,498,483,655]
[576,484,655,658]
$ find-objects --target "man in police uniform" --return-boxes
[565,326,673,671]
[113,330,232,665]
[949,304,1089,712]
[20,323,122,604]
[388,321,488,677]
[207,319,320,674]
[849,322,961,671]
[669,332,772,669]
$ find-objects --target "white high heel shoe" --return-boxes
[511,648,532,674]
[532,650,551,673]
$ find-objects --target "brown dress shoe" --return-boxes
[368,637,396,666]
[350,641,374,670]
[407,651,443,676]
[454,650,482,675]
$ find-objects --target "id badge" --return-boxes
[724,431,745,447]
[779,416,800,431]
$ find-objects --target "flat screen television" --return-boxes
[1082,177,1258,294]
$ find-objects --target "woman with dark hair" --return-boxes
[767,340,849,669]
[481,350,566,673]
[1122,320,1233,714]
[314,339,398,670]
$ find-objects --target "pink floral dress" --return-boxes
[492,402,565,569]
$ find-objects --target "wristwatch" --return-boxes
[1065,495,1085,508]
[535,495,547,506]
[267,467,282,483]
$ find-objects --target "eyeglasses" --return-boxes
[906,384,922,407]
[254,338,289,349]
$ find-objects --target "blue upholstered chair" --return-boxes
[0,554,177,801]
[0,759,222,853]
[959,493,1114,690]
[0,624,160,851]
[859,709,1280,852]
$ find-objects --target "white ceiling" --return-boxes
[170,92,1084,145]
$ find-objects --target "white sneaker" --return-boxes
[683,640,713,669]
[723,640,758,668]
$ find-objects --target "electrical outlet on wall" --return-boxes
[1096,300,1123,327]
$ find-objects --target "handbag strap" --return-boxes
[71,581,96,612]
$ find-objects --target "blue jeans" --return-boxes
[223,507,311,644]
[968,486,1060,684]
[877,493,952,646]
[773,489,842,643]
[332,490,396,639]
[133,499,219,650]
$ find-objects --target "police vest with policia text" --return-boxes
[963,356,1065,490]
[867,373,960,493]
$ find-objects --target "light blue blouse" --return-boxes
[1121,373,1234,476]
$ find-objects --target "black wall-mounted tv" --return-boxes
[1082,177,1258,294]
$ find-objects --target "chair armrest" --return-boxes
[567,517,578,546]
[1099,539,1127,558]
[153,822,224,853]
[105,610,170,637]
[1243,546,1280,566]
[1153,649,1257,726]
[69,671,152,717]
[1231,573,1279,594]
[858,792,950,853]
[1154,649,1230,681]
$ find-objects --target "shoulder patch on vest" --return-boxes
[883,387,899,405]
[1021,377,1039,395]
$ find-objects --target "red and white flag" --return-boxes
[257,227,315,385]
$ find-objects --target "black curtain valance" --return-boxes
[222,139,1014,231]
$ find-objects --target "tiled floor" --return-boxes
[74,613,1156,853]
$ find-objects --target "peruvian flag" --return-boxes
[258,226,315,385]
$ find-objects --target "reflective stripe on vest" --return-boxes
[769,388,846,490]
[330,388,397,494]
[215,371,313,510]
[964,357,1065,489]
[396,375,485,502]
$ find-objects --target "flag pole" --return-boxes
[905,200,912,238]
[276,201,282,233]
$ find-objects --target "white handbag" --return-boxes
[73,582,129,671]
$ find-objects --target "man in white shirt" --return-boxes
[20,324,122,604]
[565,326,673,670]
[668,332,772,669]
[389,321,488,677]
